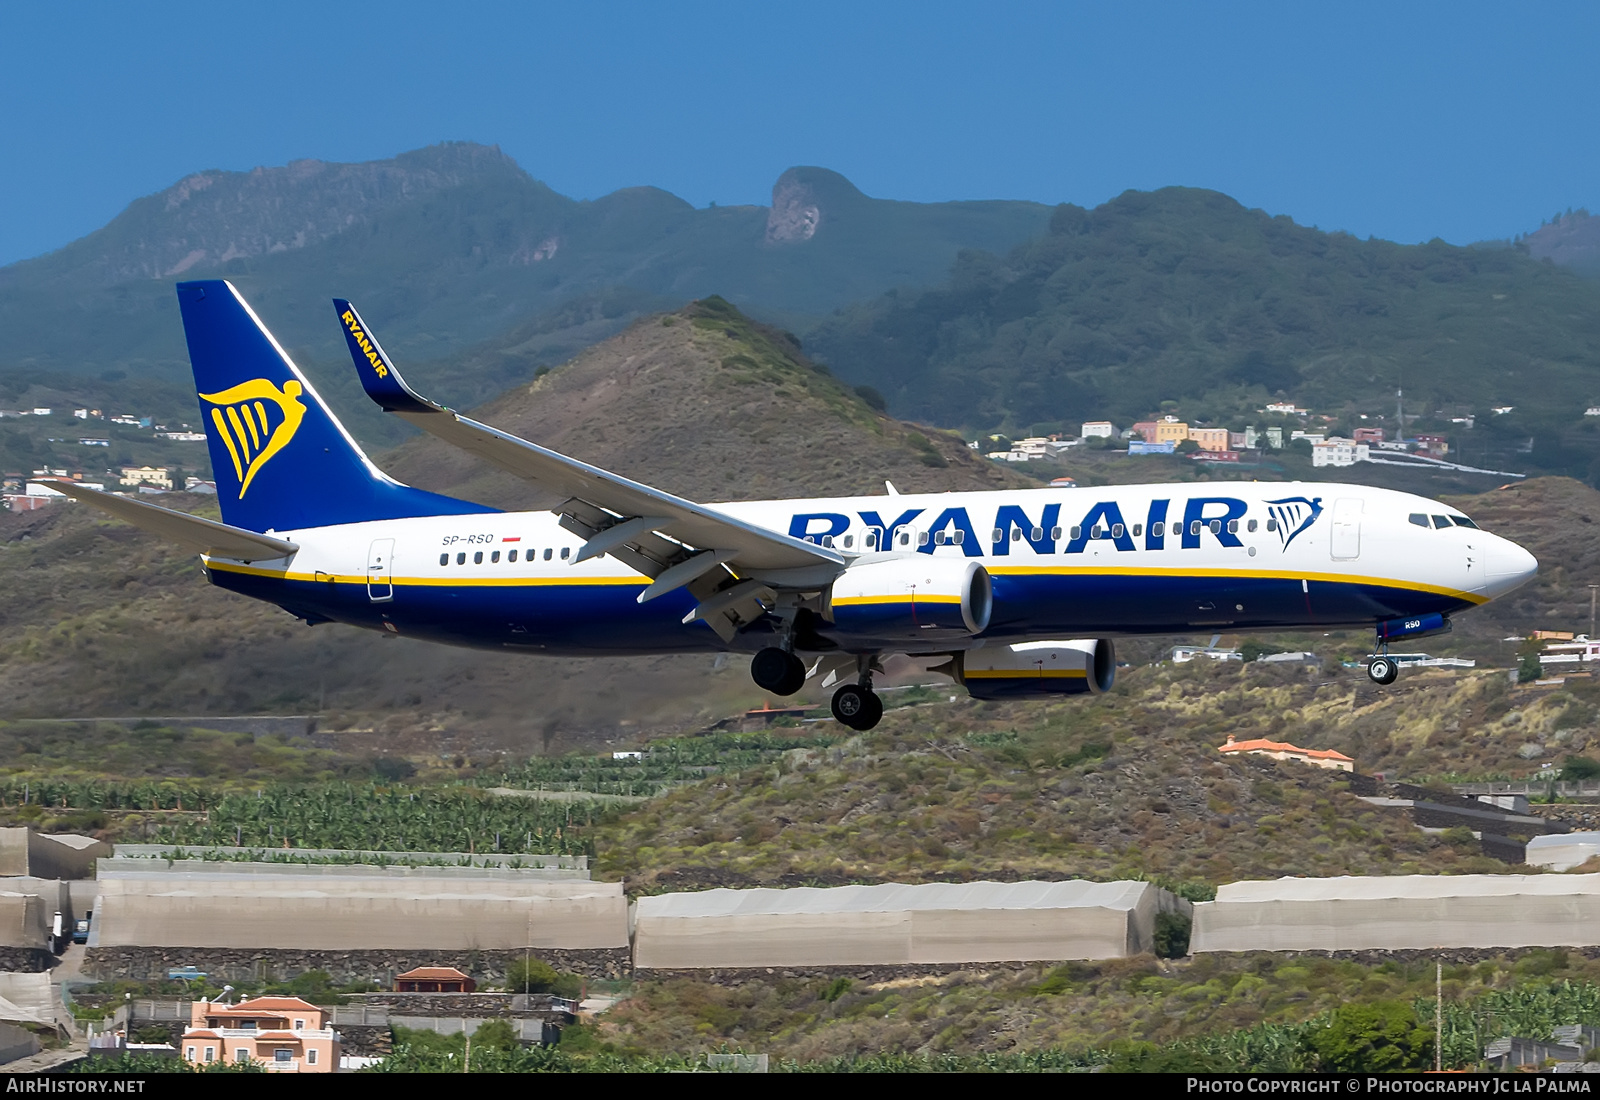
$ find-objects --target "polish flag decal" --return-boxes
[501,536,521,543]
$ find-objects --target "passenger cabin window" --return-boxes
[474,551,483,564]
[456,552,466,565]
[934,531,946,545]
[561,547,570,559]
[544,548,553,560]
[1152,521,1164,537]
[1226,519,1238,534]
[1090,526,1103,539]
[843,535,853,548]
[1051,526,1063,539]
[1409,513,1429,527]
[1190,520,1203,536]
[508,549,518,562]
[899,532,912,547]
[1110,524,1124,538]
[1132,524,1142,537]
[1247,519,1257,532]
[952,530,964,544]
[1209,520,1222,534]
[1266,519,1277,532]
[491,550,500,563]
[439,553,448,566]
[822,535,834,548]
[865,532,877,549]
[918,531,930,546]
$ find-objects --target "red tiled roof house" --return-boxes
[395,966,476,993]
[1218,734,1354,772]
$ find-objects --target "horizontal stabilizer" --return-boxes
[32,480,298,562]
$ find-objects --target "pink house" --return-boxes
[182,995,341,1072]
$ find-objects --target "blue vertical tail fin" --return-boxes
[176,280,492,532]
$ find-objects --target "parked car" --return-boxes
[167,966,206,981]
[71,912,91,944]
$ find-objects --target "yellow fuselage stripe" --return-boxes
[964,668,1087,678]
[205,560,1484,605]
[986,564,1486,605]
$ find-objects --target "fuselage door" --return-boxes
[1330,498,1362,561]
[366,538,395,602]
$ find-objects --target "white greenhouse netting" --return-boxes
[633,880,1178,968]
[1526,833,1600,873]
[89,866,628,950]
[1192,873,1600,953]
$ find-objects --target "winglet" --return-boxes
[332,299,443,415]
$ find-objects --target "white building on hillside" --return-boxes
[1080,421,1114,439]
[1311,438,1370,467]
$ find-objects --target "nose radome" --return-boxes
[1485,536,1538,589]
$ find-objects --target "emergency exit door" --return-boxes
[1330,498,1362,560]
[366,538,394,602]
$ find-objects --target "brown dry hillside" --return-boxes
[0,300,1021,750]
[1444,477,1600,642]
[382,297,1028,508]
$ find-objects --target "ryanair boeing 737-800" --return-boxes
[34,281,1538,731]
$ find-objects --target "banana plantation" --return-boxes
[0,779,611,855]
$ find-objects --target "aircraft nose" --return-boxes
[1483,535,1538,595]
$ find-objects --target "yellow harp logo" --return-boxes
[198,378,308,498]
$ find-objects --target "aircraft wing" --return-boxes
[333,300,844,601]
[31,479,298,562]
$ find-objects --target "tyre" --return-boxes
[751,647,805,695]
[859,690,884,730]
[831,683,881,730]
[1368,656,1398,685]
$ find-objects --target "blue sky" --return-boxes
[2,1,1597,267]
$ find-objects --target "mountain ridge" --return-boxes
[0,143,1053,390]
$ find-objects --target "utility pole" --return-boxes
[1588,585,1597,641]
[1435,960,1443,1072]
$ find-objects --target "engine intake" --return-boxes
[827,558,991,642]
[949,639,1115,700]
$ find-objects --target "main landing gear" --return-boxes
[750,647,885,730]
[831,658,884,732]
[831,682,884,731]
[750,646,806,696]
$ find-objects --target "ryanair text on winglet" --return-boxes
[342,310,389,379]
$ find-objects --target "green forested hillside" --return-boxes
[808,187,1600,480]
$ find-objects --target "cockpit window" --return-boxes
[1409,513,1429,528]
[1451,515,1480,529]
[1431,515,1453,529]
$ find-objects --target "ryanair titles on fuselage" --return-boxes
[786,494,1322,556]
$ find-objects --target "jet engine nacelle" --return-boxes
[826,557,992,642]
[949,639,1116,700]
